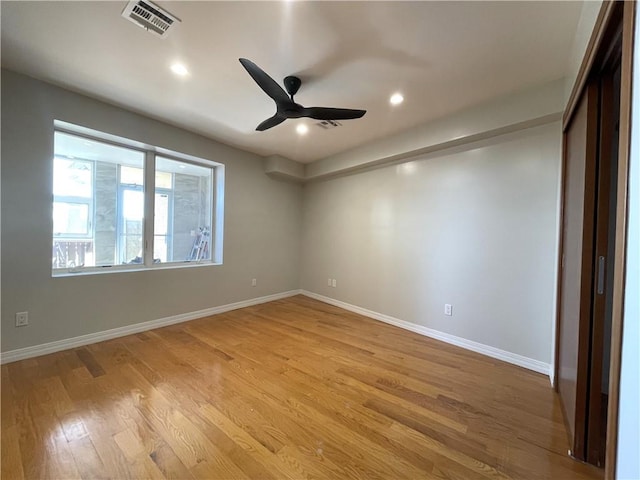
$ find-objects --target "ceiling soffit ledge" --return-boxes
[264,155,305,183]
[265,79,564,183]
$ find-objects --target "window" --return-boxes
[52,123,223,275]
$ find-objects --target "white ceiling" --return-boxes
[1,1,582,164]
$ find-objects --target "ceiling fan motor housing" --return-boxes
[284,76,301,97]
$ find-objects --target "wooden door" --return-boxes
[557,1,633,475]
[557,82,599,461]
[586,53,621,467]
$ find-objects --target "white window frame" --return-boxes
[52,120,225,277]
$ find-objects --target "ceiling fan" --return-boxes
[239,58,367,132]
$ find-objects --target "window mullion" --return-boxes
[143,151,156,267]
[213,165,225,264]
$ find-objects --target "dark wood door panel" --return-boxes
[557,83,599,460]
[587,54,621,467]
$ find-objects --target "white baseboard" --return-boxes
[2,289,553,384]
[1,290,302,365]
[301,290,552,380]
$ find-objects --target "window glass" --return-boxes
[120,188,144,264]
[53,158,92,197]
[120,166,144,186]
[156,171,173,189]
[52,126,220,274]
[119,167,173,189]
[155,157,213,262]
[53,202,90,235]
[154,193,170,262]
[53,131,144,268]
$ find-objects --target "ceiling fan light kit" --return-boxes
[239,58,367,132]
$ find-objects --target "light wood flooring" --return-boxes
[2,295,603,479]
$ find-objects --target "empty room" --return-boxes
[1,1,639,479]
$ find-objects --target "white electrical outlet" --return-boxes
[251,278,257,287]
[444,304,452,316]
[332,279,337,288]
[15,312,29,327]
[328,278,332,286]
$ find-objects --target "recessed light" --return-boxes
[170,63,189,76]
[390,93,404,105]
[296,124,309,135]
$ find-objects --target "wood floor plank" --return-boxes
[1,295,603,480]
[68,435,110,480]
[1,425,25,479]
[203,337,438,473]
[194,332,444,474]
[1,365,16,430]
[197,403,299,480]
[148,440,195,480]
[21,412,82,479]
[75,347,106,378]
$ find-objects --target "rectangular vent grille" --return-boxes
[315,120,343,130]
[122,0,180,38]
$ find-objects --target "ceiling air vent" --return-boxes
[315,120,343,130]
[122,0,180,38]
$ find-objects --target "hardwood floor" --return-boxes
[2,295,603,479]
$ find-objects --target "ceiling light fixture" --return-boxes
[296,124,309,135]
[390,93,404,105]
[170,63,189,76]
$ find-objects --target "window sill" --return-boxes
[52,260,221,278]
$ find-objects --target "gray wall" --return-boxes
[1,69,302,353]
[564,1,603,103]
[0,68,562,368]
[300,122,562,364]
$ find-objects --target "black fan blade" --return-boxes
[301,107,366,121]
[256,114,286,131]
[239,58,291,104]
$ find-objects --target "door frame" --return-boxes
[555,1,636,478]
[604,3,635,479]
